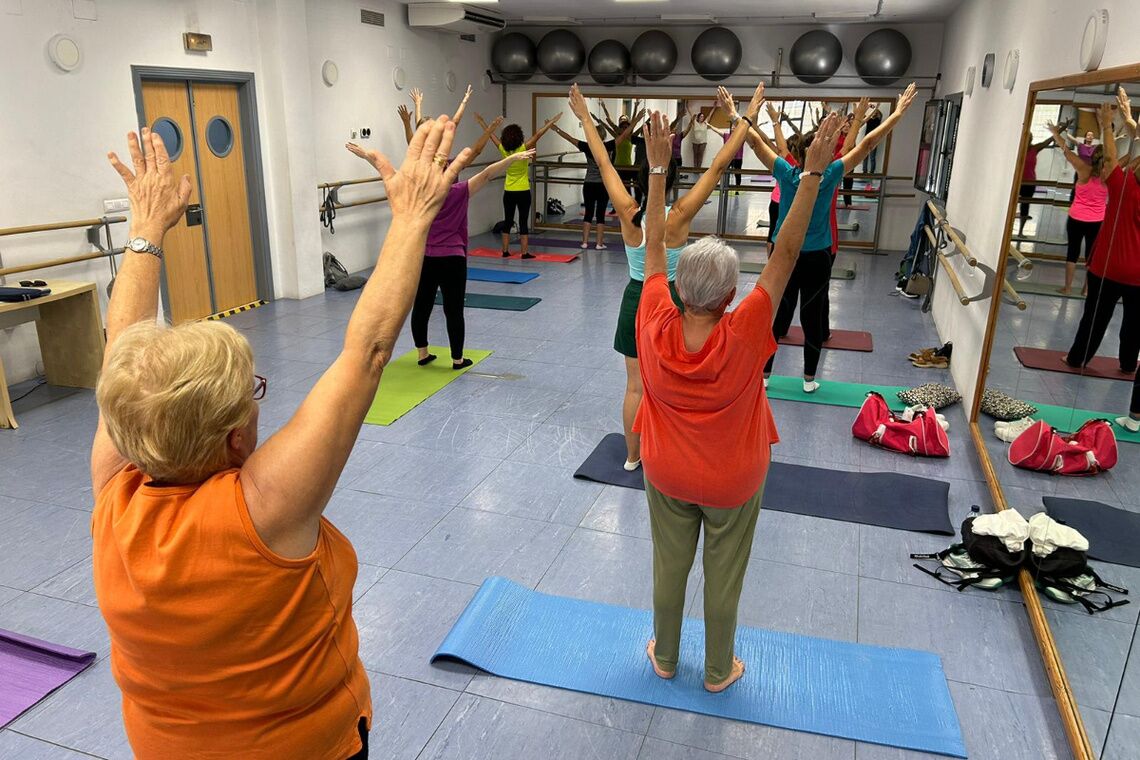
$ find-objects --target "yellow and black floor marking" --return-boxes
[204,299,269,321]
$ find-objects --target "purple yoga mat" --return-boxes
[0,628,96,726]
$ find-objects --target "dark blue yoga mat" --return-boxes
[573,434,953,535]
[433,577,966,757]
[1043,497,1140,568]
[467,267,539,284]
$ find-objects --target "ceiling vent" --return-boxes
[360,9,385,27]
[408,3,506,34]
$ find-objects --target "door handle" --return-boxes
[186,204,204,227]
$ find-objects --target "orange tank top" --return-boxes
[92,466,372,759]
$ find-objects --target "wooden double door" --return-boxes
[140,80,260,323]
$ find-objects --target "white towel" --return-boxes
[971,509,1030,553]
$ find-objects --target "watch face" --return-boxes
[129,238,146,251]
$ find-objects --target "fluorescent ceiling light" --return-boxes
[812,11,872,21]
[660,13,714,21]
[522,16,579,23]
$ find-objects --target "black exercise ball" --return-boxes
[537,29,585,82]
[789,30,843,84]
[691,27,742,81]
[855,29,912,86]
[588,39,631,85]
[492,33,536,82]
[631,29,677,81]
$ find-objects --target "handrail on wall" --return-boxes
[0,215,127,278]
[1003,278,1028,311]
[936,249,971,306]
[0,215,126,238]
[1007,244,1034,272]
[926,200,978,267]
[315,150,580,192]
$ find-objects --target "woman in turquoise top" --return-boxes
[568,82,767,471]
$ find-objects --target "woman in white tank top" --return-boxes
[691,112,710,168]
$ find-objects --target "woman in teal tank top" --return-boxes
[567,82,767,471]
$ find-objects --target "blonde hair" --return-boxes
[96,320,256,484]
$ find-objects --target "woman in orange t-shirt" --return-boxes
[91,120,474,758]
[634,102,842,694]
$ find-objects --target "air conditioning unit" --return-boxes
[408,3,506,34]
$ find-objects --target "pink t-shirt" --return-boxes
[425,181,469,257]
[1070,176,1108,223]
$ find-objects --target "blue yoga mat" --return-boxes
[467,267,539,284]
[433,577,966,758]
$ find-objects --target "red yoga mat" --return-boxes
[778,327,874,352]
[469,248,580,264]
[1013,347,1135,381]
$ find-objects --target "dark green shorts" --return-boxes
[614,278,682,358]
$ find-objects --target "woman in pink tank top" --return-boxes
[1050,121,1109,295]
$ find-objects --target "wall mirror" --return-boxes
[970,62,1140,760]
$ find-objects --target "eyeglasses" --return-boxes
[19,280,47,287]
[253,374,268,401]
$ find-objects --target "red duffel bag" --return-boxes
[1008,419,1117,475]
[852,391,950,457]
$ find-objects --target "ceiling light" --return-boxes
[812,11,872,22]
[660,13,714,21]
[521,16,579,23]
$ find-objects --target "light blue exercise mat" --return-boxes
[433,577,967,758]
[467,267,539,284]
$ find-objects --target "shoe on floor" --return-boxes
[521,252,536,259]
[912,356,950,369]
[501,250,511,258]
[909,347,939,361]
[580,242,589,249]
[596,242,607,250]
[995,417,1036,443]
[803,380,820,394]
[623,458,641,472]
[1116,416,1140,433]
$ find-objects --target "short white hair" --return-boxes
[675,237,739,313]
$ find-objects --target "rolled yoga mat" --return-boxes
[1013,346,1135,382]
[433,577,966,757]
[0,628,96,726]
[436,292,540,311]
[573,434,953,535]
[469,248,579,264]
[740,261,856,280]
[779,327,873,352]
[1043,497,1140,569]
[467,268,539,284]
[364,347,491,426]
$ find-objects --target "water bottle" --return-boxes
[961,504,981,536]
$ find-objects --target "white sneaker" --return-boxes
[803,380,820,394]
[1116,416,1140,433]
[763,377,769,389]
[623,459,641,472]
[995,417,1035,443]
[596,242,607,250]
[580,242,589,249]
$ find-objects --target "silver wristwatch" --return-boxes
[125,237,164,259]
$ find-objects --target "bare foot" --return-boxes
[1059,287,1071,295]
[646,640,675,680]
[704,656,745,693]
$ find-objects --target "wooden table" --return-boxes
[0,280,105,429]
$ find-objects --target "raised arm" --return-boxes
[468,149,536,195]
[397,104,415,145]
[410,87,424,127]
[468,115,503,159]
[842,97,870,158]
[1098,101,1120,175]
[643,112,673,280]
[732,90,779,170]
[1118,86,1137,137]
[1048,121,1091,179]
[526,112,562,150]
[473,113,502,148]
[781,111,805,139]
[451,84,474,125]
[568,84,639,224]
[593,114,620,139]
[672,84,764,223]
[759,114,841,307]
[549,123,583,149]
[92,129,193,490]
[842,83,918,174]
[240,119,475,551]
[767,102,790,157]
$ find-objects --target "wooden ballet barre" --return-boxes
[1003,279,1028,311]
[316,151,580,191]
[923,224,938,248]
[316,195,389,214]
[925,200,945,224]
[938,221,978,267]
[936,250,971,306]
[0,215,126,238]
[0,249,121,278]
[1008,244,1033,272]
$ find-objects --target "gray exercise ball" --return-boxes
[492,33,536,82]
[789,30,843,85]
[855,29,912,86]
[691,26,742,81]
[588,39,631,85]
[537,29,585,82]
[631,29,677,81]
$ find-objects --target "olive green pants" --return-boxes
[645,477,763,683]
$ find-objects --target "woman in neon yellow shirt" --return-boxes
[475,113,561,258]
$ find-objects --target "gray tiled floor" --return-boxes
[0,236,1081,758]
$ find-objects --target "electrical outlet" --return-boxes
[351,130,358,139]
[103,198,130,213]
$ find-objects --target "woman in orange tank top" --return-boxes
[91,119,476,759]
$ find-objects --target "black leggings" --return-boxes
[502,190,531,235]
[728,158,743,187]
[1066,271,1140,372]
[765,248,833,377]
[767,199,780,241]
[842,176,854,207]
[411,256,467,361]
[1019,183,1036,223]
[1065,217,1101,263]
[345,717,369,760]
[583,182,609,223]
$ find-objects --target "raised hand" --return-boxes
[410,87,424,106]
[568,84,590,120]
[744,82,766,120]
[806,114,842,173]
[346,116,473,219]
[716,87,738,119]
[507,148,537,164]
[108,128,192,237]
[397,104,412,124]
[1118,86,1137,133]
[1046,120,1063,138]
[895,83,918,115]
[766,101,780,123]
[644,110,672,168]
[1098,101,1114,130]
[461,84,473,103]
[852,96,871,122]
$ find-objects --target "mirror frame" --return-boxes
[967,60,1140,760]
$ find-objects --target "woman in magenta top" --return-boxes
[1049,120,1109,295]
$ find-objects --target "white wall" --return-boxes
[0,0,496,385]
[500,22,945,247]
[933,0,1140,408]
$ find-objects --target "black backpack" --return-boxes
[323,252,367,291]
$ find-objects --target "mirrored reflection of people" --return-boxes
[691,110,710,168]
[1065,98,1140,374]
[1047,120,1107,296]
[862,106,884,173]
[1017,125,1064,237]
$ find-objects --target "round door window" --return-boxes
[206,116,234,158]
[151,117,183,161]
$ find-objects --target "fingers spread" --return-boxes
[108,152,135,184]
[445,147,474,184]
[373,152,396,182]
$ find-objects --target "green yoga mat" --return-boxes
[765,375,908,410]
[1022,402,1140,445]
[364,347,492,426]
[741,261,856,280]
[1010,281,1084,300]
[436,293,540,311]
